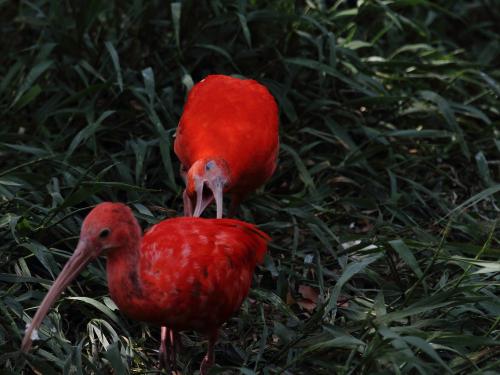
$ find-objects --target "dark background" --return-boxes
[0,1,499,374]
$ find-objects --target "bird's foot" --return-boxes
[159,327,178,372]
[158,340,170,371]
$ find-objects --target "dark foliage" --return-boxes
[1,0,499,374]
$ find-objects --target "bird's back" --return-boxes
[174,75,279,190]
[113,217,269,331]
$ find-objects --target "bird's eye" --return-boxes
[99,228,111,239]
[205,161,215,171]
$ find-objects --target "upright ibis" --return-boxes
[22,202,269,374]
[174,74,279,218]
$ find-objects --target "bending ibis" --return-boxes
[21,202,269,374]
[174,74,279,218]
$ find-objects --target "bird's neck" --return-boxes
[106,229,144,302]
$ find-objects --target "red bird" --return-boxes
[174,74,279,218]
[21,202,269,374]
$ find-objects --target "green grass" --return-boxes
[1,0,499,374]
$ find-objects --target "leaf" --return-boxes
[251,289,299,322]
[445,185,500,219]
[0,179,22,187]
[285,57,375,96]
[14,84,42,109]
[281,143,316,193]
[385,129,452,138]
[389,239,423,278]
[141,67,155,106]
[0,273,52,284]
[12,60,53,106]
[20,242,60,279]
[290,336,365,367]
[104,41,123,92]
[147,111,177,191]
[0,61,22,95]
[376,296,462,325]
[195,44,234,64]
[237,13,252,48]
[479,72,500,96]
[402,336,452,373]
[80,181,161,192]
[447,256,500,274]
[171,2,182,49]
[297,285,320,312]
[343,40,372,50]
[475,151,493,187]
[104,342,128,374]
[66,297,123,328]
[66,110,115,158]
[418,90,469,158]
[325,254,382,317]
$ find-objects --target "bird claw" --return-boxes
[199,332,216,375]
[158,341,170,371]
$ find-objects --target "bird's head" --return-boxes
[185,158,230,218]
[78,202,141,255]
[21,202,140,352]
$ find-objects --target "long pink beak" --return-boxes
[21,239,93,352]
[193,177,225,219]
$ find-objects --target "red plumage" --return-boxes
[108,216,268,331]
[21,203,270,372]
[174,74,279,217]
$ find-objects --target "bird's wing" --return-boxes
[207,218,270,264]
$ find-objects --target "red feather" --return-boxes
[106,216,269,332]
[174,75,279,215]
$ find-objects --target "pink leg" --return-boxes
[159,326,170,369]
[200,331,218,375]
[170,329,177,368]
[183,190,193,217]
[159,327,179,371]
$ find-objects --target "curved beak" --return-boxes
[192,176,225,219]
[182,190,194,217]
[21,239,93,352]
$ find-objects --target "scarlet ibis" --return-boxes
[21,202,269,374]
[174,74,279,219]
